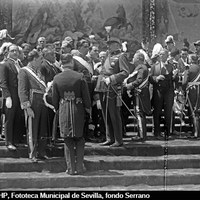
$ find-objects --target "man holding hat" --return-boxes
[96,37,129,147]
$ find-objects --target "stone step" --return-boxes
[4,184,200,191]
[0,138,200,158]
[1,168,200,189]
[126,124,192,132]
[1,154,200,173]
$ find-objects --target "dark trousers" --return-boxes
[64,137,85,173]
[152,88,174,136]
[27,95,49,159]
[92,104,106,137]
[121,88,132,135]
[47,108,55,141]
[4,98,25,146]
[99,92,123,144]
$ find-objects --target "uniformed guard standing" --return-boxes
[95,37,129,147]
[52,54,91,175]
[125,52,151,142]
[182,54,200,139]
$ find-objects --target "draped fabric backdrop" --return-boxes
[1,0,200,51]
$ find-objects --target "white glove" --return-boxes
[26,107,35,118]
[104,77,111,85]
[96,100,102,110]
[156,75,165,82]
[6,97,12,108]
[127,90,133,98]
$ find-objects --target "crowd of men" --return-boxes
[0,30,200,174]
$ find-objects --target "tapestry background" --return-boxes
[11,0,142,45]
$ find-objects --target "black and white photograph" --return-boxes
[0,0,200,194]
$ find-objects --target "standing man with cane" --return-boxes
[96,37,129,147]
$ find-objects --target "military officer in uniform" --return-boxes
[18,49,49,162]
[182,54,200,139]
[73,39,95,141]
[52,53,91,175]
[125,52,151,142]
[96,37,129,147]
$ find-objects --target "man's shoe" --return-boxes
[110,142,123,147]
[155,136,163,140]
[76,167,87,175]
[6,144,17,151]
[31,157,38,163]
[66,170,76,175]
[37,155,49,160]
[100,141,114,146]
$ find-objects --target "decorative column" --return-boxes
[142,0,157,42]
[149,0,156,41]
[142,0,150,42]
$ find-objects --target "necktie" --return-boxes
[14,60,21,73]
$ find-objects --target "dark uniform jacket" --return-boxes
[95,50,129,95]
[18,65,46,109]
[52,69,91,138]
[182,63,200,111]
[73,54,93,98]
[127,64,151,115]
[73,54,93,83]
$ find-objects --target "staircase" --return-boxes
[1,112,200,190]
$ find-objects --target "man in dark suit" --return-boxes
[125,52,151,142]
[52,53,91,175]
[0,44,26,150]
[41,47,61,84]
[40,47,62,142]
[149,48,177,139]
